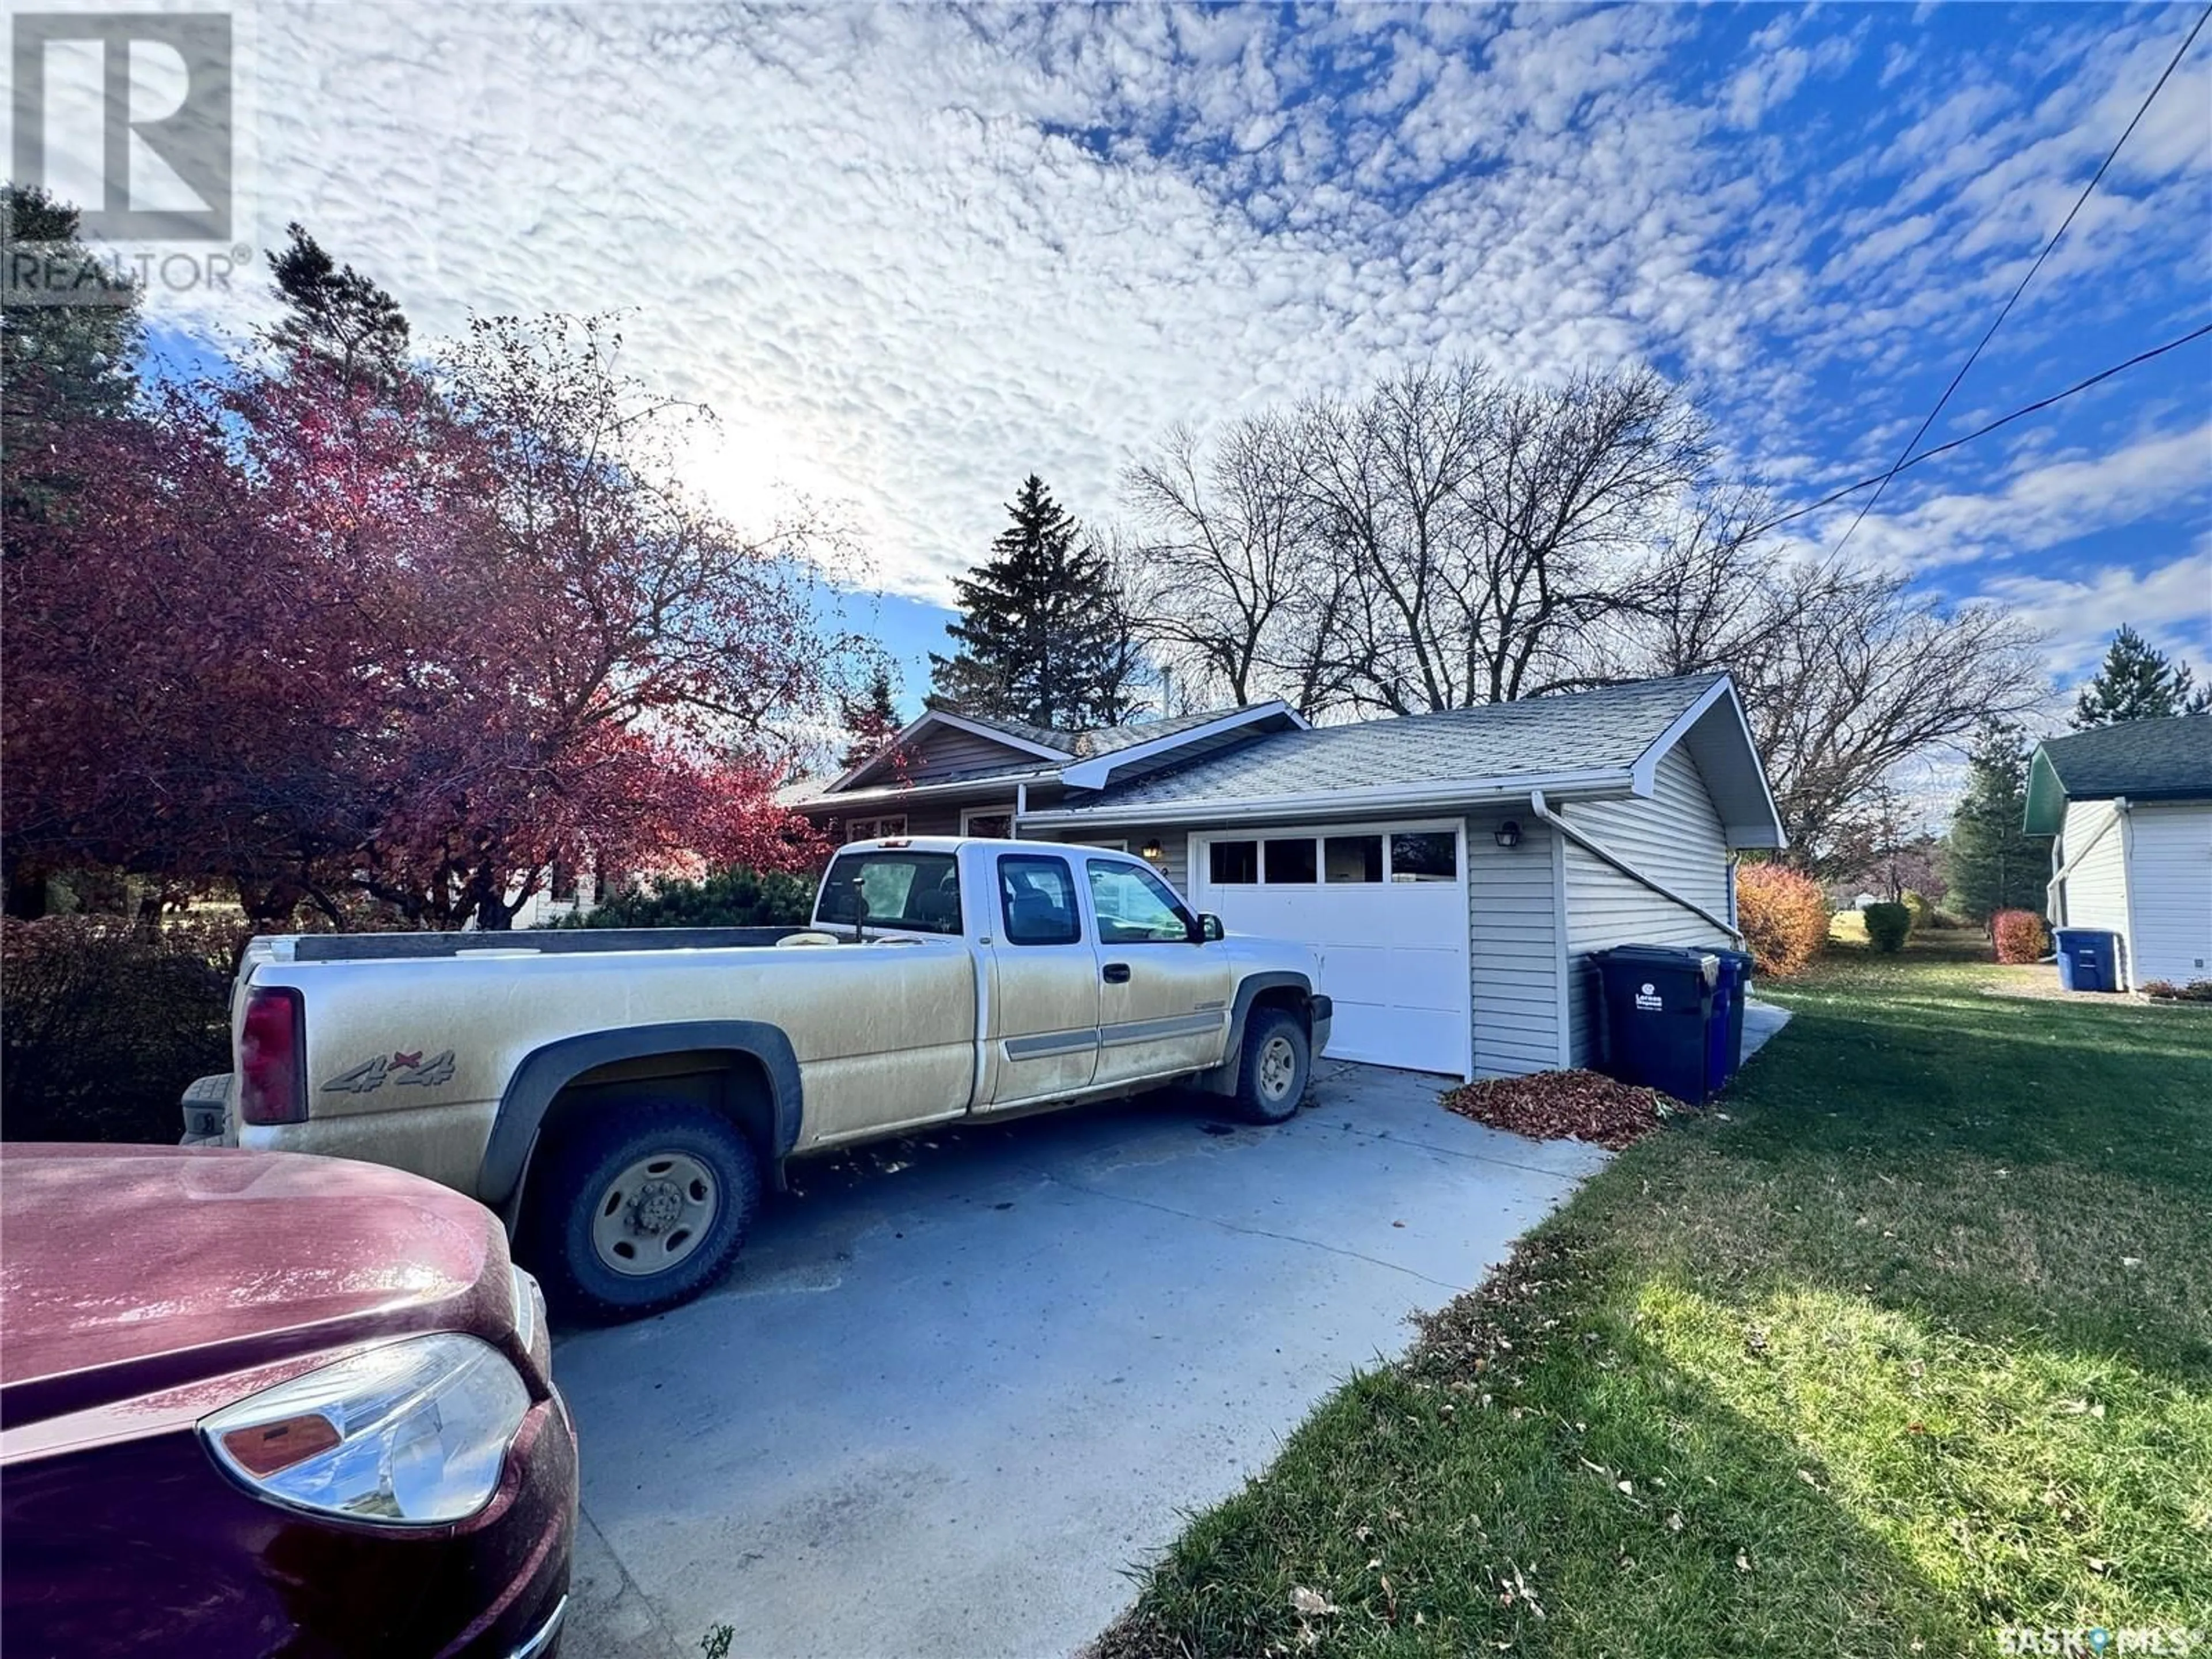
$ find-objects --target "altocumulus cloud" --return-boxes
[142,2,2207,670]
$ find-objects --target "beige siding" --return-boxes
[808,800,964,839]
[2053,801,2130,959]
[2122,802,2211,985]
[899,725,1049,783]
[1559,748,1736,1066]
[1466,815,1566,1078]
[1036,827,1183,892]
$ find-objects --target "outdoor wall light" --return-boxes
[1494,820,1524,849]
[1141,838,1165,864]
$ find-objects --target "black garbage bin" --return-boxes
[1592,945,1719,1106]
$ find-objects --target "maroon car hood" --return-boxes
[1,1146,503,1426]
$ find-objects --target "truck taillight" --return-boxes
[238,987,306,1126]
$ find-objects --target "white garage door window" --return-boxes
[1188,821,1471,1078]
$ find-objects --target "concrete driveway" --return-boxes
[556,1061,1609,1659]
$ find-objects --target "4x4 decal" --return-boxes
[323,1049,457,1094]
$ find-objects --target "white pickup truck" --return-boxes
[183,838,1331,1318]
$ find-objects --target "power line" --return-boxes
[1827,3,2212,558]
[1752,320,2212,539]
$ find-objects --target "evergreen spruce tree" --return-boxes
[838,665,903,769]
[929,475,1141,730]
[3,185,145,520]
[2072,624,2212,727]
[267,222,411,385]
[1944,721,2051,921]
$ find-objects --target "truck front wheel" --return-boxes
[1232,1007,1310,1124]
[527,1103,761,1321]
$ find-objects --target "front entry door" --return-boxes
[980,852,1100,1109]
[1083,856,1234,1088]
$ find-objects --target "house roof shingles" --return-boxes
[2034,716,2212,802]
[1054,673,1729,815]
[780,706,1266,810]
[949,704,1257,759]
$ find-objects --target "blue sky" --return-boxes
[130,1,2211,721]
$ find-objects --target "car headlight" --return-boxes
[199,1333,530,1526]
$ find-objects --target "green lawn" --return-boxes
[1094,931,2212,1657]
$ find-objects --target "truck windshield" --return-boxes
[817,851,963,935]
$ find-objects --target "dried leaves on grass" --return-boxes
[1438,1067,1685,1150]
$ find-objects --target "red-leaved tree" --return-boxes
[5,312,853,927]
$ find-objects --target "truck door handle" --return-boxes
[1102,962,1131,983]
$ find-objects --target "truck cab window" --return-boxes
[817,851,962,935]
[1086,859,1197,945]
[997,855,1081,945]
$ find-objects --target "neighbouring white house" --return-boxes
[781,673,1787,1080]
[2027,715,2212,990]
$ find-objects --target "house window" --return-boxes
[962,805,1016,839]
[997,854,1081,946]
[1263,837,1319,884]
[1389,832,1458,882]
[844,815,907,843]
[1208,840,1259,884]
[1325,835,1383,883]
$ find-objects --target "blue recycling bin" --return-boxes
[1592,945,1719,1106]
[2052,928,2119,993]
[1709,948,1757,1088]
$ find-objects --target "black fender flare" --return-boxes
[480,1021,802,1211]
[1199,971,1315,1097]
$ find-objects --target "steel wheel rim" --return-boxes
[590,1152,719,1277]
[1257,1035,1298,1103]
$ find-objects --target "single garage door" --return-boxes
[1189,821,1470,1077]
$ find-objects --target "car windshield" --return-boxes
[817,852,962,935]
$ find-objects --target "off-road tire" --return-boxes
[1232,1008,1310,1124]
[525,1102,760,1322]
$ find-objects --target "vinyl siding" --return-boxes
[2053,801,2130,978]
[1558,748,1736,1066]
[1037,826,1185,892]
[1040,764,1733,1082]
[813,800,964,838]
[2121,801,2212,984]
[1466,815,1566,1078]
[899,725,1051,783]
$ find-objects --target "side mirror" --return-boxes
[1195,912,1225,943]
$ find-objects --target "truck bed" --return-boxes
[286,926,810,963]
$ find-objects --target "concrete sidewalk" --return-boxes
[555,1063,1607,1659]
[1742,997,1792,1063]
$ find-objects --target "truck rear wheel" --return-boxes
[1232,1008,1310,1124]
[527,1103,760,1321]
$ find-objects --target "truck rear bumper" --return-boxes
[1309,994,1334,1058]
[179,1073,232,1145]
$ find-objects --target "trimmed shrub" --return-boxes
[1901,889,1936,931]
[556,866,817,930]
[2,915,251,1145]
[1862,901,1913,953]
[1736,863,1830,978]
[1991,908,2050,965]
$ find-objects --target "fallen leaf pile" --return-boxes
[1438,1068,1687,1150]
